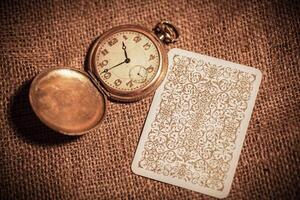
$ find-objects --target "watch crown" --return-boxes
[153,20,179,45]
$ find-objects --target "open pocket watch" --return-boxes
[29,21,179,136]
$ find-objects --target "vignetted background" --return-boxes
[0,0,299,199]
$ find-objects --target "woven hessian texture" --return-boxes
[0,0,299,199]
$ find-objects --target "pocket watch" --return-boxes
[29,21,179,135]
[87,21,179,102]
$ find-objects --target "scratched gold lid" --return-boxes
[29,68,107,136]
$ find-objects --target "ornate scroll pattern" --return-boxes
[138,55,256,191]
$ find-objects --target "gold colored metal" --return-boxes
[87,24,168,102]
[29,21,179,135]
[153,21,180,44]
[29,68,107,136]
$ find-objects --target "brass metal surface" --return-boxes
[87,24,168,102]
[153,21,180,44]
[29,68,106,135]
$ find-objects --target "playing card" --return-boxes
[132,48,262,198]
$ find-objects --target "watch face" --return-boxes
[94,30,161,92]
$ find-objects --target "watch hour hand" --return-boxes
[122,42,129,60]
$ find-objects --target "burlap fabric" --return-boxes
[0,0,299,199]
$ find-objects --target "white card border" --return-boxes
[132,48,262,198]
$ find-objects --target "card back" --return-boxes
[132,48,262,198]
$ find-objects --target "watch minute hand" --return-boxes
[101,60,126,74]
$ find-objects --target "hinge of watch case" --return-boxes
[87,70,111,98]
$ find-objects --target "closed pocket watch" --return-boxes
[29,21,179,135]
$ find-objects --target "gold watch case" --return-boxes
[87,24,168,102]
[29,67,107,136]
